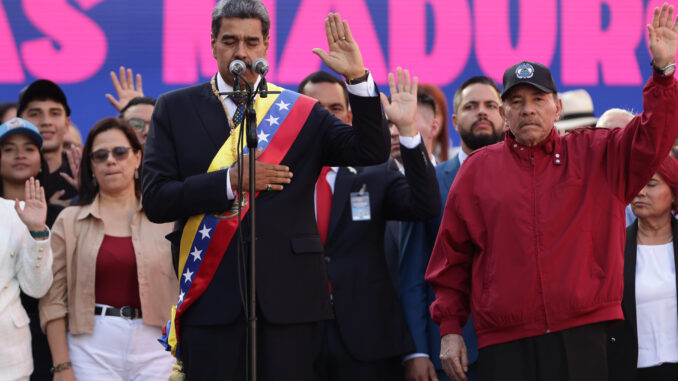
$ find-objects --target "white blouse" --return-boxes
[0,198,53,380]
[635,242,678,368]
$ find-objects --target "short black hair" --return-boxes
[298,71,349,107]
[453,76,501,114]
[417,92,437,115]
[119,96,156,118]
[212,0,271,39]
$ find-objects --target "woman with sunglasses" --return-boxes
[0,118,53,381]
[1,118,64,381]
[39,117,177,381]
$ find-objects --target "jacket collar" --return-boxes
[76,194,143,221]
[505,128,564,166]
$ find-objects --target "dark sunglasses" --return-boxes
[89,146,133,163]
[127,118,150,131]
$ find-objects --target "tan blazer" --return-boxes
[39,196,178,334]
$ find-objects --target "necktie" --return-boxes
[229,93,247,127]
[316,166,333,245]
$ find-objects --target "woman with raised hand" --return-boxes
[0,117,53,381]
[39,117,177,381]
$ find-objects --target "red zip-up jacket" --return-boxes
[425,73,678,349]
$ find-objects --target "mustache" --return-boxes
[471,118,496,131]
[517,117,542,129]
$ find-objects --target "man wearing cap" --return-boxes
[426,4,678,381]
[17,79,79,206]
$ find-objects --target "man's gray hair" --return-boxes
[212,0,271,38]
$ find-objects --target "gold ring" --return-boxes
[267,184,272,191]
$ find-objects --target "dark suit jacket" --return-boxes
[607,218,678,380]
[324,144,440,362]
[141,80,389,327]
[398,155,479,372]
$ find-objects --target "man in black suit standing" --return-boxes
[141,0,390,380]
[299,69,441,379]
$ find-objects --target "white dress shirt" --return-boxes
[635,242,678,368]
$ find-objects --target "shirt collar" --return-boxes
[76,194,143,221]
[505,128,564,165]
[457,149,468,166]
[216,71,262,98]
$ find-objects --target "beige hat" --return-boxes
[554,89,598,132]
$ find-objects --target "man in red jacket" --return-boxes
[425,4,678,381]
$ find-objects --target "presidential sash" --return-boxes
[159,82,315,359]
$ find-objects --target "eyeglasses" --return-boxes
[89,146,133,163]
[127,118,150,132]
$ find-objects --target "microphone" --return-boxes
[252,58,269,75]
[252,58,269,98]
[229,59,247,77]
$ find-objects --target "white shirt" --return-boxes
[458,149,469,166]
[0,199,53,380]
[635,242,678,368]
[224,72,378,200]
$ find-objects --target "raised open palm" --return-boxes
[380,67,418,136]
[312,13,366,80]
[648,3,678,67]
[14,177,47,232]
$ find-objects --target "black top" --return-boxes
[44,151,78,202]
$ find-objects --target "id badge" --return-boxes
[350,185,371,221]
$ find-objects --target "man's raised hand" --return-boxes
[648,3,678,68]
[380,67,419,137]
[312,13,366,81]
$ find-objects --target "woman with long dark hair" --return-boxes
[40,117,177,380]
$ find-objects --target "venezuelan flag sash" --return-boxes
[159,83,315,359]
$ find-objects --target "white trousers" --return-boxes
[67,311,174,381]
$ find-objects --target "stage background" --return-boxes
[0,0,664,147]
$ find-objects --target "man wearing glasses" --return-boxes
[120,96,155,147]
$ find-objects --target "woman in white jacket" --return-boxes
[0,118,53,381]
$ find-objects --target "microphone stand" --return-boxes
[221,74,280,381]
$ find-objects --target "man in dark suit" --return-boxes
[398,76,504,381]
[141,1,390,380]
[299,69,441,379]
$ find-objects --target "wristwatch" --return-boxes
[345,69,370,85]
[651,60,676,76]
[29,229,49,239]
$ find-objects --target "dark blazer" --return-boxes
[141,81,389,327]
[607,218,678,381]
[398,155,479,373]
[324,144,440,362]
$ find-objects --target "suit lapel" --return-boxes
[327,167,357,240]
[188,80,230,151]
[623,221,638,341]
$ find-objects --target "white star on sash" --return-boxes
[199,225,212,239]
[183,269,194,283]
[179,291,185,302]
[275,100,290,111]
[258,130,270,143]
[265,115,279,126]
[190,247,203,261]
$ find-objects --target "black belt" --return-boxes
[94,305,142,319]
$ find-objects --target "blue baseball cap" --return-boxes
[0,118,43,148]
